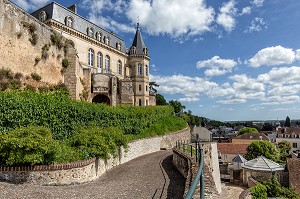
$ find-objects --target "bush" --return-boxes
[29,33,38,46]
[29,23,37,33]
[0,126,59,166]
[69,126,127,160]
[51,33,64,49]
[31,73,42,81]
[24,84,36,92]
[62,59,69,68]
[14,72,23,80]
[251,183,267,199]
[0,68,12,80]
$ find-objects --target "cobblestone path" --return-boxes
[0,150,186,199]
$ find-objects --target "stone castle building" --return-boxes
[30,2,155,106]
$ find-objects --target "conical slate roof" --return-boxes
[130,23,146,55]
[241,156,284,171]
[232,154,247,163]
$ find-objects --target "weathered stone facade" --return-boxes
[287,157,300,194]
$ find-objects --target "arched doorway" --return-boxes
[92,94,110,105]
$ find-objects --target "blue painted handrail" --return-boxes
[184,141,205,199]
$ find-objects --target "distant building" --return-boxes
[232,132,269,144]
[276,127,300,153]
[191,127,212,142]
[217,143,249,163]
[287,153,300,195]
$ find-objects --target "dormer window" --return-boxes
[39,11,47,22]
[96,32,102,41]
[143,47,148,55]
[116,42,121,51]
[87,27,94,38]
[104,36,109,45]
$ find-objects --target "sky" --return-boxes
[12,0,300,121]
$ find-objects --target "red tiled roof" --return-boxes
[217,143,249,155]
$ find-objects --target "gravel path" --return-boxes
[0,150,186,199]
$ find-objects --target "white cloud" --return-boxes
[196,56,237,76]
[150,64,159,72]
[252,0,264,7]
[268,84,300,96]
[262,95,300,105]
[248,46,296,67]
[296,49,300,61]
[126,0,215,38]
[216,0,237,32]
[244,17,267,33]
[178,97,200,102]
[217,98,247,104]
[150,74,218,102]
[257,66,300,86]
[12,0,50,11]
[240,7,251,15]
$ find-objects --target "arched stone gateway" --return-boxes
[92,94,110,105]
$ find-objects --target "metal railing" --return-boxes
[176,139,205,199]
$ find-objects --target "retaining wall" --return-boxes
[0,127,190,185]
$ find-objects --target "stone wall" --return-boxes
[287,158,300,194]
[0,0,64,84]
[172,142,222,197]
[0,127,190,185]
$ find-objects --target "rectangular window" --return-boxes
[139,85,141,91]
[293,143,297,148]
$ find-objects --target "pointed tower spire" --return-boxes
[130,23,147,55]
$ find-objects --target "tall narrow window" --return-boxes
[138,64,142,75]
[146,100,148,106]
[145,65,148,76]
[88,49,94,67]
[97,52,102,73]
[105,55,110,73]
[139,99,142,106]
[146,85,148,92]
[118,60,122,75]
[139,85,142,91]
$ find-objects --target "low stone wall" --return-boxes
[172,142,222,197]
[0,127,190,185]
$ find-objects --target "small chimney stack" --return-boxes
[68,4,77,13]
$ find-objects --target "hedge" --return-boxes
[0,91,180,140]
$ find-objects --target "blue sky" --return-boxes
[13,0,300,121]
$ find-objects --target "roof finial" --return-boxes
[137,16,140,30]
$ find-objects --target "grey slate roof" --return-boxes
[241,156,284,171]
[232,154,247,163]
[30,2,127,53]
[130,23,146,55]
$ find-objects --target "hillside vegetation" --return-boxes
[0,90,186,166]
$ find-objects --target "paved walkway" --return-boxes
[0,150,186,199]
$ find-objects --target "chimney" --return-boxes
[68,4,77,13]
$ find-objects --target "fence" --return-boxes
[175,139,205,199]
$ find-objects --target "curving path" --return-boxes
[0,150,186,199]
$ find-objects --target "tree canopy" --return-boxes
[284,116,291,127]
[238,127,258,135]
[169,100,186,114]
[245,140,280,162]
[149,82,159,94]
[156,93,168,106]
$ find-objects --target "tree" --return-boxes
[261,123,273,131]
[250,183,267,199]
[238,127,258,135]
[169,100,186,114]
[284,116,291,127]
[149,82,159,94]
[278,140,292,161]
[156,93,168,105]
[245,140,280,162]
